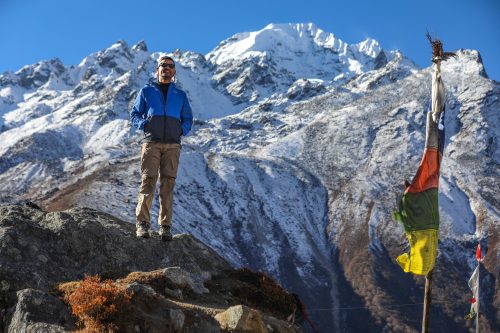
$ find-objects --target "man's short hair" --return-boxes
[157,55,175,67]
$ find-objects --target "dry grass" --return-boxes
[121,270,165,284]
[229,268,299,319]
[119,270,192,297]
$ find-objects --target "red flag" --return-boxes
[476,244,481,262]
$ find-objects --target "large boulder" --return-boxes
[0,204,304,333]
[6,289,74,333]
[0,203,230,293]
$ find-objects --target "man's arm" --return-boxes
[130,89,147,130]
[180,95,193,136]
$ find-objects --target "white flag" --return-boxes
[465,265,479,320]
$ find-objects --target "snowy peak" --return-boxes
[207,23,345,64]
[204,23,392,105]
[0,58,68,90]
[443,49,489,79]
[350,38,381,58]
[131,40,148,52]
[76,40,136,77]
[207,22,383,72]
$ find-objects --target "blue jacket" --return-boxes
[130,80,193,144]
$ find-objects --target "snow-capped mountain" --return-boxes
[0,23,498,332]
[205,23,390,105]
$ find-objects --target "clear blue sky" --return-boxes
[1,0,499,80]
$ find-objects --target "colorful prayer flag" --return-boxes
[393,61,446,275]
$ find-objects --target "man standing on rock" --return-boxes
[130,55,193,240]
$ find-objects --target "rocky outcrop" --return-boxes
[0,204,303,332]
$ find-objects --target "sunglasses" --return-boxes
[158,63,175,69]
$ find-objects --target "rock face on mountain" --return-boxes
[0,203,303,332]
[0,23,499,332]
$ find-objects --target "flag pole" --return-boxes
[476,264,479,333]
[422,269,433,333]
[476,244,481,333]
[420,32,455,333]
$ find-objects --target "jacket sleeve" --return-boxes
[180,94,193,136]
[130,89,147,130]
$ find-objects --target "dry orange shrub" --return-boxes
[61,275,132,333]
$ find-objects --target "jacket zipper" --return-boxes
[163,89,167,143]
[154,85,167,142]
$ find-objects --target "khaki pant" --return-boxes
[135,142,181,227]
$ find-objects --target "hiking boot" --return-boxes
[136,221,150,238]
[159,225,172,241]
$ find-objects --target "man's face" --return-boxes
[157,59,176,83]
